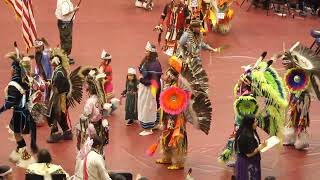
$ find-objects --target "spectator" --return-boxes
[26,149,69,180]
[0,165,13,180]
[74,135,112,180]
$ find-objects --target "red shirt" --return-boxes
[160,2,189,30]
[100,63,112,82]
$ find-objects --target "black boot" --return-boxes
[63,130,73,140]
[47,133,63,143]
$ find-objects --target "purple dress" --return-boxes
[235,133,261,180]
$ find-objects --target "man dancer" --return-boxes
[177,19,219,61]
[47,49,73,143]
[0,52,35,168]
[155,0,190,56]
[55,0,79,64]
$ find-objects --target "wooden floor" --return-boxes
[0,1,320,179]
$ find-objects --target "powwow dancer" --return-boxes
[33,38,53,121]
[146,55,212,170]
[46,48,84,143]
[121,68,139,126]
[154,0,190,56]
[177,19,222,62]
[76,68,110,153]
[138,42,162,136]
[218,52,288,166]
[99,50,120,115]
[201,0,235,34]
[281,42,320,150]
[0,51,36,168]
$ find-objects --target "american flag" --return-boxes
[4,0,37,49]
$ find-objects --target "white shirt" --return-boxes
[55,0,75,21]
[74,150,112,180]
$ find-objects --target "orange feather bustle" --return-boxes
[160,87,190,115]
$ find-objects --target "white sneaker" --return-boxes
[135,0,143,8]
[139,130,153,136]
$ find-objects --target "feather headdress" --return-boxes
[50,48,70,72]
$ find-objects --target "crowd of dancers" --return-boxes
[1,0,320,180]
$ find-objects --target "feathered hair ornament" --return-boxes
[285,42,320,70]
[50,48,70,72]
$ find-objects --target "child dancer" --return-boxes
[99,50,120,114]
[121,68,139,126]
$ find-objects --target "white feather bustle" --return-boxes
[282,126,296,145]
[294,131,309,150]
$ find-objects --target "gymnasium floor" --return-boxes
[0,0,320,179]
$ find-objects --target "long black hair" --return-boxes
[37,149,52,164]
[234,115,261,151]
[126,74,138,89]
[140,45,158,69]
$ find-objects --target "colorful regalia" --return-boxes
[185,0,234,34]
[281,42,320,150]
[218,52,288,165]
[121,68,139,125]
[99,50,120,115]
[26,163,69,179]
[209,0,235,34]
[76,68,110,154]
[0,51,36,168]
[177,19,216,62]
[155,0,190,56]
[138,42,162,135]
[34,39,52,104]
[46,48,84,143]
[146,55,212,170]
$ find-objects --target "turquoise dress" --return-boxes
[121,80,138,120]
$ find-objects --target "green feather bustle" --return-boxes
[234,96,258,117]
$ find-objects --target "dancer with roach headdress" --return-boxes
[218,52,288,166]
[46,48,84,143]
[280,42,320,150]
[0,43,37,168]
[76,67,110,154]
[146,55,212,170]
[154,0,190,56]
